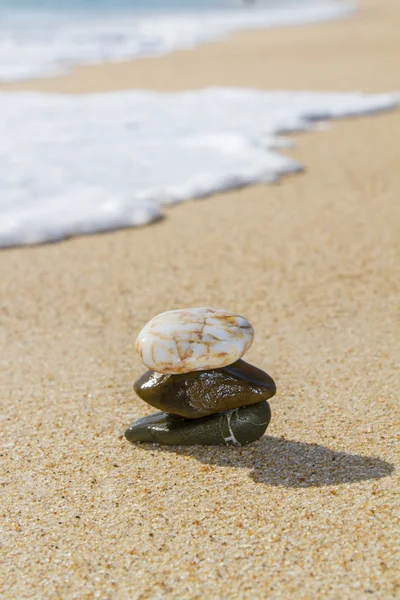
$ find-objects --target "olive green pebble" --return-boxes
[133,359,276,419]
[124,401,271,446]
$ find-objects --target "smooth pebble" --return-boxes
[134,359,276,419]
[124,401,271,446]
[135,307,254,374]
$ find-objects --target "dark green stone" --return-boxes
[133,359,276,419]
[124,401,271,446]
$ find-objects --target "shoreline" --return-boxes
[1,0,399,598]
[1,89,397,248]
[1,0,399,95]
[0,0,355,92]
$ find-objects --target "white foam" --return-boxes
[0,88,397,247]
[0,1,354,82]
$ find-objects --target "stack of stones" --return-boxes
[124,307,276,446]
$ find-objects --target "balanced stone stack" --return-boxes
[124,307,276,446]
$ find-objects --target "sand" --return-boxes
[0,0,399,598]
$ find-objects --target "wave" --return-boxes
[0,88,397,247]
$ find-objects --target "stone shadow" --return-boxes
[136,435,394,488]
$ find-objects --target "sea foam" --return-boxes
[0,88,397,247]
[0,0,354,82]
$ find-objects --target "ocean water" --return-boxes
[1,1,397,248]
[0,0,354,81]
[0,89,397,247]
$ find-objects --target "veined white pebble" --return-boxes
[135,307,254,374]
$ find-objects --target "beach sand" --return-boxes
[1,0,399,598]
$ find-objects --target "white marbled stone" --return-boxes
[135,307,254,374]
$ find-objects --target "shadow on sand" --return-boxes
[137,435,394,488]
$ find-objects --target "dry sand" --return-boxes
[0,0,399,598]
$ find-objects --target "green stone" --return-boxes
[133,359,276,419]
[124,401,271,446]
